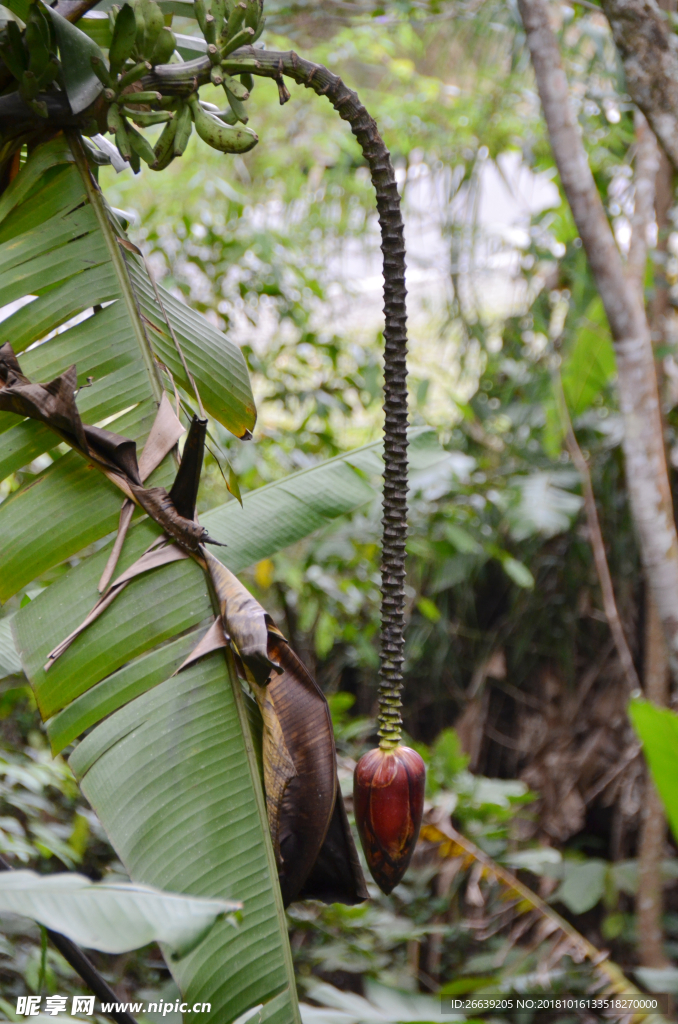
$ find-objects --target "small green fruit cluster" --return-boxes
[89,0,178,172]
[108,0,175,72]
[94,0,259,172]
[0,0,59,118]
[195,0,263,124]
[145,93,257,171]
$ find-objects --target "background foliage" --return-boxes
[2,0,678,1019]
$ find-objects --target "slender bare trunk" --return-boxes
[650,149,673,400]
[636,97,673,966]
[518,0,678,685]
[627,112,660,296]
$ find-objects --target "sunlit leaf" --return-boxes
[629,697,678,845]
[552,859,607,914]
[561,298,616,418]
[499,556,535,590]
[507,470,582,540]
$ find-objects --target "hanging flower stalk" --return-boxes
[243,56,433,895]
[151,43,430,894]
[352,224,427,895]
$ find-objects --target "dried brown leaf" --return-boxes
[202,548,280,683]
[173,616,229,674]
[169,415,206,521]
[46,541,187,668]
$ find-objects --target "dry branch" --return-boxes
[422,820,595,958]
[422,819,668,1023]
[556,378,640,689]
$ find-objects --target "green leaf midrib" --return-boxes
[67,133,165,407]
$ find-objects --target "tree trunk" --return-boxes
[600,0,678,174]
[517,0,678,685]
[636,95,674,965]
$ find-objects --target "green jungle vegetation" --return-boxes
[2,0,678,1021]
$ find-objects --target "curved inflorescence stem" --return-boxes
[252,52,410,749]
[271,54,409,749]
[153,48,409,747]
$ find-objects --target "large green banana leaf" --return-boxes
[0,138,447,1023]
[0,134,255,601]
[0,137,296,1024]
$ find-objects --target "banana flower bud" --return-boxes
[353,745,425,894]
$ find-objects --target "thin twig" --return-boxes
[584,744,641,803]
[0,855,139,1024]
[555,376,640,690]
[52,0,103,23]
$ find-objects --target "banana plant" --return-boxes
[0,131,299,1024]
[0,1,412,1019]
[0,4,413,1019]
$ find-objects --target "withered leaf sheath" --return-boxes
[255,632,355,907]
[45,540,189,668]
[168,414,207,520]
[202,547,281,682]
[99,394,185,593]
[353,745,425,894]
[0,344,219,554]
[183,552,368,907]
[296,775,368,905]
[0,345,140,481]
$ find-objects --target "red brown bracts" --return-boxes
[353,745,425,894]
